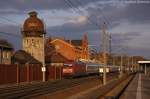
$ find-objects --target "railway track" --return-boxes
[0,76,100,99]
[99,73,136,99]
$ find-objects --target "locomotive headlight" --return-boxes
[69,64,72,66]
[99,68,103,73]
[106,68,109,73]
[63,68,73,73]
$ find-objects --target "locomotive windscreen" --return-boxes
[64,63,72,67]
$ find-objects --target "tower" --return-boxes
[82,33,89,60]
[21,11,46,63]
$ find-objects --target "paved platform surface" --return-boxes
[120,72,150,99]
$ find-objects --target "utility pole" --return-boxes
[109,34,111,54]
[101,22,107,85]
[42,34,46,82]
[41,19,46,82]
[131,56,134,72]
[109,34,112,65]
[113,55,115,66]
[127,56,130,73]
[120,55,123,77]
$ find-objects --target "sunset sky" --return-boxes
[0,0,150,58]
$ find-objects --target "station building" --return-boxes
[46,34,89,62]
[0,39,13,64]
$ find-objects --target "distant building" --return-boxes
[0,39,13,64]
[46,34,89,62]
[21,11,46,63]
[65,34,89,61]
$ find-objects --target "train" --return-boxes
[62,61,119,78]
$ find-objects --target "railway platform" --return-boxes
[120,72,150,99]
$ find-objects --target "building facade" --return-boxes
[47,34,89,62]
[0,39,13,64]
[21,11,46,63]
[50,38,76,61]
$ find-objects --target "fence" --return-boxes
[0,64,17,85]
[0,64,63,85]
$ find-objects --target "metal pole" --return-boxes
[102,22,107,85]
[109,34,111,54]
[145,64,147,75]
[141,64,143,72]
[113,55,115,66]
[138,63,140,72]
[120,55,123,77]
[135,63,137,72]
[131,57,133,72]
[42,34,46,82]
[103,52,107,85]
[127,56,130,73]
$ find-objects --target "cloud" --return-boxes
[76,16,88,23]
[0,25,20,35]
[0,25,22,50]
[47,3,150,36]
[47,17,97,35]
[86,3,150,27]
[47,2,150,36]
[110,22,150,58]
[0,0,100,13]
[128,47,150,59]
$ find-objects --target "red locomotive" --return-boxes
[62,61,86,77]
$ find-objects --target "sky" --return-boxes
[0,0,150,58]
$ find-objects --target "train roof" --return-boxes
[86,62,102,66]
[86,63,120,68]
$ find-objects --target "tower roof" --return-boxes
[22,11,45,37]
[0,39,13,49]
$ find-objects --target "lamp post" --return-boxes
[42,34,46,82]
[102,22,107,85]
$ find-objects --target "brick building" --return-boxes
[46,34,89,62]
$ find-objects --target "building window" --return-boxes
[26,39,28,44]
[2,51,8,59]
[32,39,34,43]
[6,52,9,59]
